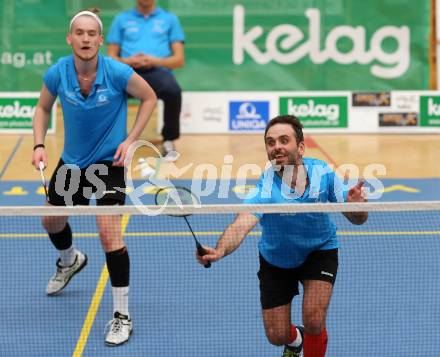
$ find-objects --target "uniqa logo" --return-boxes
[236,102,261,119]
[0,100,36,118]
[233,5,410,79]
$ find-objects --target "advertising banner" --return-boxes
[279,96,348,128]
[178,90,440,134]
[0,0,431,92]
[420,95,440,126]
[175,0,430,90]
[0,93,56,133]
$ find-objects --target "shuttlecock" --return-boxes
[137,158,156,179]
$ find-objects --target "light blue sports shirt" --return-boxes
[106,7,185,59]
[244,157,348,269]
[43,54,134,168]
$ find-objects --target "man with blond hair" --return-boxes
[32,8,157,346]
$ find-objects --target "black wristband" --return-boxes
[33,144,45,151]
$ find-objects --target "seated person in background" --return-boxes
[107,0,185,161]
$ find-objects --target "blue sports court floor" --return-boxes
[1,179,440,356]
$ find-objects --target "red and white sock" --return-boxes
[286,324,302,348]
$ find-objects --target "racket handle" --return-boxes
[196,243,211,269]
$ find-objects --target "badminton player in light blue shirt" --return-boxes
[31,8,157,347]
[244,156,348,270]
[196,115,368,357]
[42,53,136,168]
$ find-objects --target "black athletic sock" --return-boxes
[105,246,130,287]
[48,223,73,250]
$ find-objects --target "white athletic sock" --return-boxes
[112,286,129,317]
[59,246,76,267]
[287,327,302,348]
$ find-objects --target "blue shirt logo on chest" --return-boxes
[152,19,166,33]
[96,93,110,106]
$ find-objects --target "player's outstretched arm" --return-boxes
[196,212,259,266]
[343,179,368,225]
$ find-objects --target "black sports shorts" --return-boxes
[258,249,338,310]
[47,159,126,206]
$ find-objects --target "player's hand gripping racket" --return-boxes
[155,186,211,268]
[38,161,49,201]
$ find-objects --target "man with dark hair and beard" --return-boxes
[196,115,368,357]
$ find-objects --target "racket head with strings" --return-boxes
[154,186,199,216]
[154,186,211,268]
[38,161,49,201]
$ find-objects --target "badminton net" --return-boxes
[0,201,439,357]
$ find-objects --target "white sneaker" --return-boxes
[105,312,133,346]
[46,251,87,295]
[161,141,180,162]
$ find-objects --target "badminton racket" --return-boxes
[155,186,211,268]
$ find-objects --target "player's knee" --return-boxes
[99,225,115,241]
[303,310,326,334]
[42,216,66,233]
[265,327,290,346]
[99,228,122,250]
